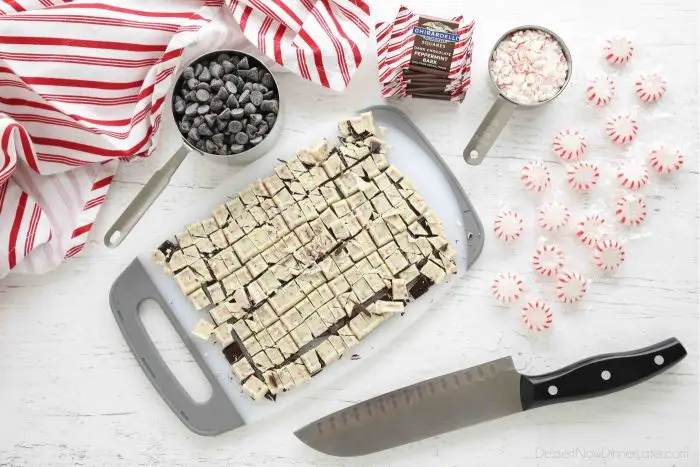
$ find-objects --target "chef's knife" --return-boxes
[294,338,686,457]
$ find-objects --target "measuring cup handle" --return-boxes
[463,96,518,166]
[104,145,191,248]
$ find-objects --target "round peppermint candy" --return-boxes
[606,115,639,145]
[538,202,570,232]
[635,73,667,104]
[604,37,634,65]
[617,161,649,190]
[567,161,600,192]
[492,272,525,303]
[594,239,626,271]
[522,301,553,332]
[521,160,551,192]
[648,145,683,175]
[532,244,565,278]
[553,130,587,161]
[586,74,615,107]
[556,271,588,304]
[576,213,606,247]
[493,209,523,242]
[616,195,647,226]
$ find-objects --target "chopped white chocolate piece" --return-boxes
[213,323,235,347]
[281,308,303,331]
[277,334,299,357]
[338,325,360,348]
[374,300,404,314]
[222,222,244,245]
[263,371,283,395]
[175,230,195,248]
[167,249,187,273]
[392,279,409,300]
[209,303,232,325]
[329,275,351,295]
[187,222,206,238]
[315,339,340,365]
[231,358,255,381]
[246,254,268,278]
[328,335,347,356]
[301,349,322,374]
[267,321,287,343]
[255,329,274,350]
[332,249,354,272]
[192,319,215,340]
[207,282,226,304]
[232,319,252,341]
[352,277,374,303]
[242,375,269,400]
[175,268,199,295]
[277,367,295,391]
[188,288,211,310]
[253,352,273,372]
[364,273,385,293]
[232,288,250,310]
[288,359,312,386]
[317,304,337,326]
[369,221,393,247]
[290,322,314,347]
[281,203,306,230]
[243,336,262,356]
[421,260,447,284]
[247,281,266,305]
[182,245,200,265]
[221,273,242,297]
[295,298,316,319]
[207,255,229,281]
[385,250,409,275]
[305,312,329,337]
[233,236,256,263]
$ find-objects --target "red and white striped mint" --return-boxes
[616,195,647,226]
[532,244,565,277]
[492,272,525,303]
[521,160,551,192]
[493,209,524,242]
[538,202,570,232]
[604,37,634,65]
[522,301,553,332]
[553,130,587,161]
[606,115,639,145]
[648,146,684,175]
[617,161,649,190]
[576,213,606,247]
[593,239,626,271]
[635,73,667,104]
[556,271,588,304]
[586,74,615,107]
[566,161,600,192]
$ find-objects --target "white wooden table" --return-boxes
[1,1,698,465]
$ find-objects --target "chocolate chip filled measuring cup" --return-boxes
[463,26,572,165]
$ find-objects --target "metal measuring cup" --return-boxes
[463,26,572,165]
[104,50,283,248]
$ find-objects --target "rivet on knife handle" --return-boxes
[104,145,190,248]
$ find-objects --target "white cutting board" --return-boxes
[110,105,484,434]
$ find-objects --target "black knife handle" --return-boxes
[520,338,686,411]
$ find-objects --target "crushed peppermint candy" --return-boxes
[490,29,569,105]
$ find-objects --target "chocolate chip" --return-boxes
[242,82,253,92]
[210,62,224,79]
[217,146,229,156]
[199,67,211,82]
[184,90,196,102]
[195,140,206,151]
[198,123,213,137]
[183,67,195,80]
[212,133,225,146]
[257,121,269,135]
[230,144,245,154]
[265,113,276,127]
[178,119,191,133]
[225,81,237,95]
[234,132,249,145]
[230,108,245,120]
[250,90,263,106]
[210,78,224,92]
[204,114,217,128]
[234,75,245,89]
[222,60,235,74]
[263,91,276,100]
[174,97,186,114]
[187,127,200,141]
[249,113,263,125]
[187,78,199,90]
[210,98,224,112]
[218,108,232,121]
[237,57,249,70]
[222,73,236,82]
[195,89,210,103]
[217,53,231,64]
[185,103,199,116]
[250,136,263,145]
[215,87,228,102]
[243,103,256,115]
[180,88,189,98]
[246,124,258,136]
[228,120,243,134]
[197,104,210,115]
[194,63,203,76]
[193,116,204,127]
[226,94,239,109]
[182,113,194,123]
[239,89,250,105]
[204,139,217,153]
[260,100,278,114]
[261,72,274,89]
[216,119,228,132]
[195,82,210,92]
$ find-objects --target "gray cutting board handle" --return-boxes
[110,259,245,435]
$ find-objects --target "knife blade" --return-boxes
[294,338,686,457]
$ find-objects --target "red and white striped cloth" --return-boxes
[0,0,371,279]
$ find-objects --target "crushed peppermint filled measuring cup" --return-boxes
[464,26,572,165]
